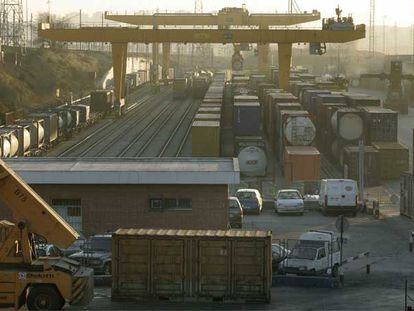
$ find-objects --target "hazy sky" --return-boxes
[29,0,413,26]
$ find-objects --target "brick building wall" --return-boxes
[0,183,229,236]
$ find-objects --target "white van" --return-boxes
[319,179,358,216]
[280,230,341,276]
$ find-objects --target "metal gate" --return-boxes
[51,199,82,232]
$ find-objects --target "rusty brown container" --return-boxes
[283,146,321,185]
[198,107,221,115]
[372,142,409,180]
[112,229,272,303]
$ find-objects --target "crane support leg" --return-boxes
[152,42,159,82]
[258,43,270,73]
[278,43,292,91]
[162,42,171,80]
[112,42,128,106]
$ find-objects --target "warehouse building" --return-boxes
[1,158,240,236]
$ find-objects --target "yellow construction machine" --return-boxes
[0,159,94,310]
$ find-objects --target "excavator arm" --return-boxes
[0,159,78,249]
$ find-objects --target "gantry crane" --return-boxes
[0,160,93,310]
[105,7,321,76]
[38,8,365,113]
[361,60,414,114]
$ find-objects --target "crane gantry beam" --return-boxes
[38,26,365,44]
[38,23,365,107]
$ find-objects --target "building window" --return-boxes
[149,198,192,211]
[51,199,82,232]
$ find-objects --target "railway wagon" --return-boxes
[112,229,272,303]
[90,90,114,113]
[192,77,210,99]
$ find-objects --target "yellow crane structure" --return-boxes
[105,7,321,76]
[0,159,94,310]
[38,8,365,112]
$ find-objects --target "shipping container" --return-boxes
[90,90,114,113]
[314,94,346,117]
[112,229,272,303]
[249,74,266,90]
[234,136,266,155]
[301,89,330,113]
[331,108,364,143]
[317,103,347,131]
[291,82,315,98]
[29,112,59,145]
[15,119,45,150]
[233,102,261,136]
[2,125,30,156]
[1,112,14,126]
[344,94,381,107]
[202,98,223,106]
[360,107,398,143]
[238,146,267,177]
[194,113,221,122]
[342,145,381,187]
[283,146,321,185]
[191,121,220,157]
[71,104,91,124]
[277,110,315,160]
[372,142,409,180]
[400,173,414,219]
[266,93,299,138]
[0,128,19,157]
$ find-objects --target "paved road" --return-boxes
[65,208,414,311]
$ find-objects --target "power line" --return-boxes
[369,0,375,55]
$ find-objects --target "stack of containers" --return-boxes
[301,89,331,115]
[358,105,407,180]
[316,103,347,153]
[192,74,225,157]
[232,90,267,177]
[342,146,380,186]
[249,74,266,90]
[277,110,316,161]
[266,93,299,145]
[344,94,381,108]
[330,108,365,162]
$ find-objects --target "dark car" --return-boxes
[61,238,86,257]
[236,189,263,215]
[228,197,243,229]
[69,235,112,275]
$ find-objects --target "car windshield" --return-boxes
[288,247,317,260]
[278,191,301,200]
[89,237,111,251]
[237,191,256,200]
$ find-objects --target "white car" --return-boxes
[319,179,358,216]
[275,189,304,215]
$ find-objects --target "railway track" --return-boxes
[157,99,199,157]
[59,89,170,157]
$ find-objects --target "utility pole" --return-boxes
[79,9,82,51]
[382,15,386,55]
[192,0,203,69]
[358,139,365,207]
[369,0,375,56]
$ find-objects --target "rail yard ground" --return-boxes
[63,209,414,311]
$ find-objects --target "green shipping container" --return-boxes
[192,121,220,157]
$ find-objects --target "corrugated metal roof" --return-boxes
[4,157,240,185]
[114,228,271,238]
[372,142,408,150]
[285,146,320,155]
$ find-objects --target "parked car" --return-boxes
[236,188,263,214]
[228,197,243,229]
[319,179,358,216]
[69,234,112,275]
[279,230,341,277]
[275,189,304,215]
[36,244,64,257]
[272,243,290,270]
[61,238,86,257]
